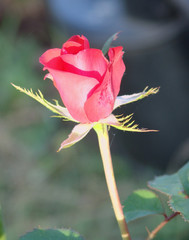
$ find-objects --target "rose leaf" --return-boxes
[148,161,189,197]
[168,195,189,222]
[123,189,164,223]
[20,228,85,240]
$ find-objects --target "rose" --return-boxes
[14,34,158,150]
[39,35,125,123]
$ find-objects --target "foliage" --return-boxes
[20,229,84,240]
[0,206,6,240]
[123,189,164,222]
[123,161,189,238]
[148,161,189,222]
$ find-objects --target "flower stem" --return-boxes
[94,124,131,240]
[146,212,179,240]
[0,207,6,240]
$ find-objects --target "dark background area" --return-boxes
[0,0,189,239]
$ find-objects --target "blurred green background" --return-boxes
[0,1,188,240]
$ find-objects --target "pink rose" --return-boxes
[39,35,125,123]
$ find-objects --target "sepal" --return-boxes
[102,32,119,56]
[58,123,94,151]
[12,84,159,150]
[114,87,159,110]
[11,84,77,122]
[102,113,158,133]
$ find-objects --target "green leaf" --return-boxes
[148,162,189,197]
[0,206,6,240]
[113,87,159,110]
[20,228,85,240]
[148,173,182,196]
[101,32,119,55]
[178,161,189,196]
[12,84,77,122]
[169,195,189,222]
[123,189,164,222]
[149,163,189,223]
[58,123,93,151]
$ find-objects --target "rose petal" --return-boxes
[39,48,61,66]
[61,49,108,81]
[40,48,104,123]
[62,35,90,54]
[48,68,99,123]
[108,47,125,97]
[39,38,126,124]
[59,59,101,82]
[84,69,114,122]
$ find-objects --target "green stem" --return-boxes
[94,124,131,240]
[0,206,6,240]
[146,212,179,240]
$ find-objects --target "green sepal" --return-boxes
[114,87,159,110]
[102,32,119,56]
[123,189,164,222]
[20,228,85,240]
[58,123,93,151]
[12,84,77,122]
[109,114,158,133]
[12,83,159,150]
